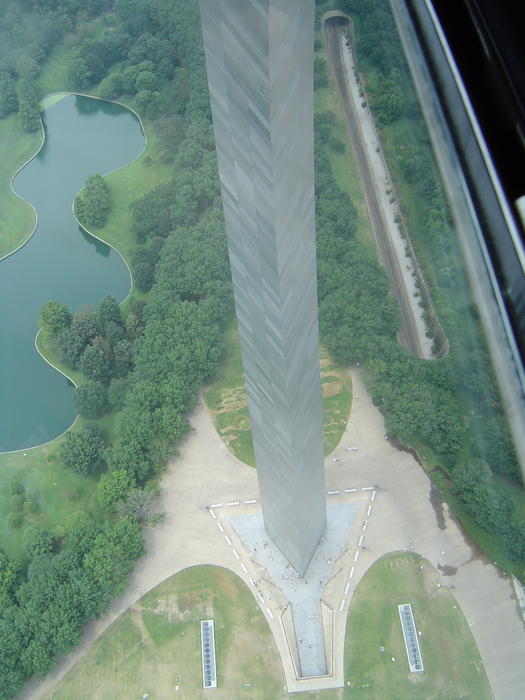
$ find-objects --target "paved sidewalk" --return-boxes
[23,371,525,699]
[332,371,525,699]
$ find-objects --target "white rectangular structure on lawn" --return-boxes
[398,604,424,672]
[201,619,217,688]
[199,0,326,577]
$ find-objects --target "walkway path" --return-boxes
[23,372,525,698]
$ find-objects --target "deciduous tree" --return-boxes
[75,174,110,228]
[80,343,112,383]
[60,423,106,475]
[73,380,107,419]
[21,526,54,559]
[39,301,71,336]
[97,470,135,512]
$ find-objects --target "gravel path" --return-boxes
[324,20,433,359]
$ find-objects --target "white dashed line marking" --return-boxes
[210,509,216,519]
[218,477,380,599]
[266,607,274,619]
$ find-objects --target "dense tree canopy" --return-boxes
[97,469,136,511]
[57,310,97,369]
[75,174,110,228]
[2,2,522,697]
[39,301,71,336]
[96,295,123,335]
[21,526,55,559]
[0,514,143,699]
[0,72,17,118]
[0,553,21,612]
[73,380,107,419]
[60,423,106,475]
[79,342,112,383]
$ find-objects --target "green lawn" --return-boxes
[1,17,120,262]
[344,553,492,699]
[0,332,107,562]
[205,321,352,467]
[0,78,172,557]
[0,439,104,560]
[36,14,109,97]
[0,114,41,259]
[92,116,173,280]
[0,106,169,553]
[36,43,72,97]
[46,555,491,699]
[46,566,286,700]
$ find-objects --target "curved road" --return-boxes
[324,20,426,358]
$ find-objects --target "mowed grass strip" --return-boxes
[344,552,492,699]
[0,323,106,561]
[36,13,109,97]
[89,117,173,273]
[320,346,352,454]
[46,565,286,700]
[0,97,170,555]
[0,440,103,559]
[205,322,352,467]
[36,43,72,97]
[0,114,41,259]
[44,557,492,700]
[204,322,256,466]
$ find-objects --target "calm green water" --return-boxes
[0,94,144,452]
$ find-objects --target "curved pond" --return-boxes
[0,94,145,452]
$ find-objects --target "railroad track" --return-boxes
[323,21,425,358]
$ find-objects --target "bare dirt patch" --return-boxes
[323,380,343,397]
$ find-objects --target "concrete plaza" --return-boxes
[22,370,525,699]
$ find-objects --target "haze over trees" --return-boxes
[319,0,523,548]
[0,1,522,697]
[0,2,229,692]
